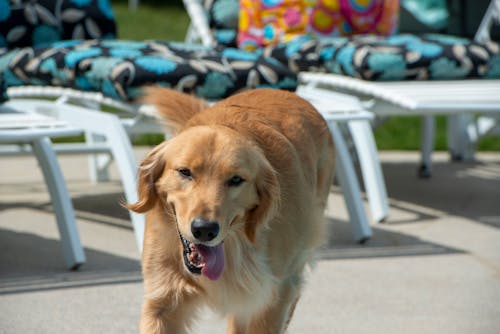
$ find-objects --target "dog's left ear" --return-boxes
[245,160,280,243]
[127,142,168,213]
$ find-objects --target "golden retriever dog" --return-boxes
[129,87,335,334]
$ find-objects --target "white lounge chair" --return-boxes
[0,105,85,269]
[300,0,500,175]
[296,86,385,241]
[2,93,158,253]
[300,73,500,176]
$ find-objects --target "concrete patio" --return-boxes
[0,148,499,333]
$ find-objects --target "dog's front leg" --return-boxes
[246,279,302,334]
[226,298,299,334]
[140,296,197,334]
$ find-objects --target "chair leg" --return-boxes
[103,120,146,253]
[31,137,86,270]
[419,115,435,178]
[447,114,476,161]
[85,131,111,183]
[51,103,145,254]
[347,120,389,222]
[329,121,372,243]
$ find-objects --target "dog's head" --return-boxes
[129,125,279,280]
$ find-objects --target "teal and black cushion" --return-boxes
[0,39,298,101]
[0,0,117,48]
[322,34,500,80]
[0,0,296,102]
[263,35,325,73]
[265,33,500,80]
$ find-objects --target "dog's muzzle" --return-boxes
[178,232,224,281]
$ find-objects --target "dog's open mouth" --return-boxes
[179,233,224,281]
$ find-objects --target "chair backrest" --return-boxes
[0,0,117,49]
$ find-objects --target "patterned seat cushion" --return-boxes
[0,39,297,101]
[0,0,117,48]
[265,33,500,80]
[263,35,325,73]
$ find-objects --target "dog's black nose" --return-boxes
[191,218,219,242]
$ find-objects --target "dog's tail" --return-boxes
[143,87,208,134]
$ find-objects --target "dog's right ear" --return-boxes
[127,142,168,213]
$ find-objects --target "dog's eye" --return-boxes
[177,168,192,179]
[227,175,244,187]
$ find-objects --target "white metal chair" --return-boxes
[297,86,385,241]
[300,0,500,176]
[297,85,388,224]
[297,0,500,176]
[447,0,500,162]
[0,105,86,269]
[2,94,160,253]
[300,73,500,176]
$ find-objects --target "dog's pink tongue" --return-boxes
[197,243,224,280]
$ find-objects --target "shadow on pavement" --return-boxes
[381,159,499,229]
[317,218,463,261]
[0,229,141,296]
[1,155,497,296]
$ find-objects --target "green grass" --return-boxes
[112,0,190,41]
[478,133,500,150]
[110,1,499,150]
[374,116,500,151]
[374,116,447,150]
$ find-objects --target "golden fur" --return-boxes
[129,88,335,333]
